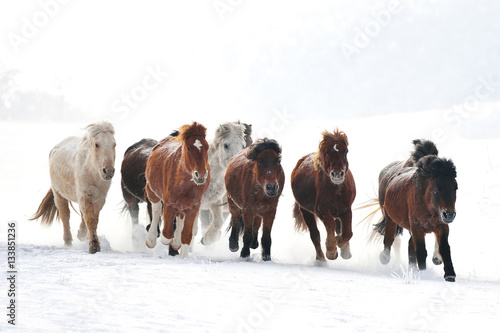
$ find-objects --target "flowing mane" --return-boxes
[246,138,282,160]
[83,121,115,143]
[213,123,245,146]
[174,122,207,143]
[407,139,439,166]
[313,128,349,170]
[417,155,457,179]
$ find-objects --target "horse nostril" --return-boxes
[274,183,279,191]
[194,171,200,178]
[340,171,345,177]
[103,168,107,174]
[330,171,335,177]
[266,184,273,191]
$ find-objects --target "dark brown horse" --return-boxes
[121,138,158,226]
[145,122,210,258]
[226,138,285,261]
[291,129,356,262]
[372,139,458,282]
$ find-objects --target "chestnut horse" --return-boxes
[370,139,458,281]
[226,138,284,261]
[291,129,356,262]
[31,122,116,253]
[145,122,210,258]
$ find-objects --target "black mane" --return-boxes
[246,138,281,160]
[409,139,439,165]
[124,138,157,156]
[417,155,457,179]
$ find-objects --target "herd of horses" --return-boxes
[31,121,458,282]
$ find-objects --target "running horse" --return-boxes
[291,129,356,262]
[145,122,210,258]
[370,139,458,282]
[226,138,285,261]
[31,122,116,253]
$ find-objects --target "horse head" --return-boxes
[84,122,116,181]
[212,123,247,168]
[177,122,210,185]
[417,155,458,224]
[246,138,283,197]
[314,129,349,185]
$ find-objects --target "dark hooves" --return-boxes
[168,246,179,257]
[262,254,271,261]
[444,275,456,282]
[89,248,100,254]
[250,239,259,249]
[229,238,239,252]
[240,248,250,258]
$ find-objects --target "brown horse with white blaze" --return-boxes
[226,138,285,261]
[372,139,458,282]
[145,122,210,258]
[291,129,356,262]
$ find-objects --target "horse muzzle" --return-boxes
[192,170,208,186]
[329,170,345,185]
[101,167,115,180]
[264,182,279,197]
[441,209,456,224]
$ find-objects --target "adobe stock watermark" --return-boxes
[340,0,403,63]
[7,0,71,54]
[111,65,168,120]
[257,107,295,139]
[237,269,309,333]
[213,0,244,21]
[432,74,497,144]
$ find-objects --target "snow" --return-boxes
[1,1,500,332]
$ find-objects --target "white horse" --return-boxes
[31,122,116,253]
[199,122,252,245]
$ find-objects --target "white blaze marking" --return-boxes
[333,144,339,152]
[194,139,202,151]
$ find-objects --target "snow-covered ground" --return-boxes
[1,1,500,332]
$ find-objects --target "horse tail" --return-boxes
[408,139,439,166]
[225,216,244,235]
[293,202,309,232]
[30,189,59,226]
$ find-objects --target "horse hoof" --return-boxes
[250,240,259,249]
[341,250,352,260]
[77,232,87,241]
[88,247,100,254]
[326,250,338,260]
[64,241,73,247]
[432,257,443,265]
[171,244,181,251]
[168,246,179,256]
[262,254,271,261]
[444,275,456,282]
[229,239,239,252]
[240,248,250,258]
[380,251,390,265]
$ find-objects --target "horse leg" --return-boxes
[240,214,254,259]
[53,192,72,246]
[408,235,417,268]
[77,217,87,241]
[299,208,325,262]
[336,210,353,260]
[160,206,176,247]
[179,210,198,259]
[172,215,184,251]
[201,202,224,246]
[145,201,162,248]
[432,234,443,265]
[80,199,100,254]
[323,218,338,261]
[228,197,241,252]
[251,216,262,249]
[410,228,427,271]
[435,226,456,282]
[380,215,397,265]
[261,211,276,261]
[199,209,212,234]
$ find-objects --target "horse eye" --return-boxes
[224,144,229,149]
[187,147,191,151]
[95,143,99,148]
